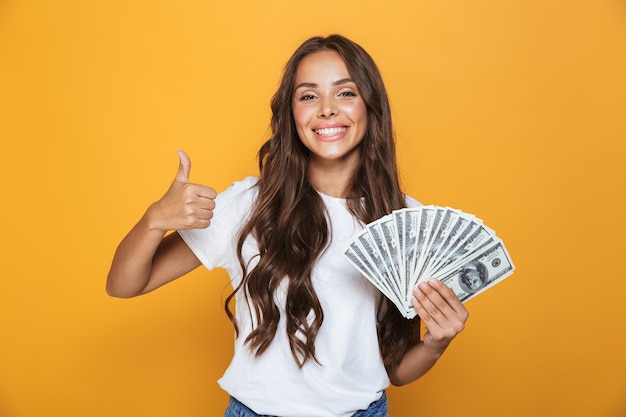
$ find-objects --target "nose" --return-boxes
[318,96,337,118]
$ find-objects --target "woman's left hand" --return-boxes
[411,278,469,354]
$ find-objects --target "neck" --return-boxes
[307,160,356,198]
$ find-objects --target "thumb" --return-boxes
[174,149,191,183]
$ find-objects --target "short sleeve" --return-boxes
[178,176,258,271]
[405,194,422,208]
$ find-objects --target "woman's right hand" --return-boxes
[146,150,217,234]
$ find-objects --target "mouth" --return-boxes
[313,127,347,137]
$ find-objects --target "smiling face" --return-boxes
[292,50,368,173]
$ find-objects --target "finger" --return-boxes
[178,198,215,229]
[186,184,217,202]
[425,279,466,315]
[413,279,469,332]
[175,149,191,183]
[412,299,456,343]
[183,208,213,225]
[412,284,445,328]
[412,281,456,326]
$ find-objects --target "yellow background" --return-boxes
[1,0,625,416]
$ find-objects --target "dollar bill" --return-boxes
[356,230,404,303]
[344,241,409,316]
[427,216,478,276]
[410,206,437,284]
[344,206,516,319]
[435,239,515,302]
[379,214,405,293]
[429,221,496,278]
[402,208,420,293]
[345,242,392,300]
[417,207,460,280]
[413,207,446,285]
[367,215,402,285]
[391,208,410,308]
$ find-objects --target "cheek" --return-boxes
[343,102,368,126]
[291,103,310,128]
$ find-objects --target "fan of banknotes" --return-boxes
[344,206,515,319]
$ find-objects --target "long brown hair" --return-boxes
[225,34,420,370]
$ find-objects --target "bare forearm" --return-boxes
[106,211,166,298]
[387,341,447,386]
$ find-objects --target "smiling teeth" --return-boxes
[315,127,346,136]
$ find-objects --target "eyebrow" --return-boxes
[294,78,355,90]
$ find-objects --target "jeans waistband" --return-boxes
[353,392,388,417]
[225,392,388,417]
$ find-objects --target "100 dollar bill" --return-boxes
[435,239,514,302]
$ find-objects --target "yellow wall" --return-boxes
[1,0,625,416]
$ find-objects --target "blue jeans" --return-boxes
[224,392,389,417]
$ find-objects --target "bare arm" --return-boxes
[106,150,217,298]
[388,279,469,386]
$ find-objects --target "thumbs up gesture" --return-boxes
[147,150,217,233]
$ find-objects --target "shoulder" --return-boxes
[404,194,422,208]
[177,177,259,269]
[222,176,259,194]
[216,176,259,205]
[209,176,259,226]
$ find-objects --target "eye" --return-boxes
[298,93,317,101]
[338,90,357,97]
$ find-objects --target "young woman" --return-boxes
[107,34,469,417]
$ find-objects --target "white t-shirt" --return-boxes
[178,176,420,417]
